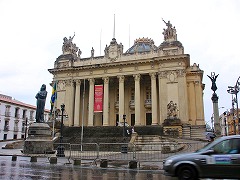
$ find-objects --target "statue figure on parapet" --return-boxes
[91,47,94,57]
[207,72,219,93]
[62,32,79,56]
[162,19,177,41]
[35,84,48,123]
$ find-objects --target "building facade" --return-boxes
[49,21,205,137]
[0,94,50,140]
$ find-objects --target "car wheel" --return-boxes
[177,165,197,180]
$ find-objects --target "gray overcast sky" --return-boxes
[0,0,240,125]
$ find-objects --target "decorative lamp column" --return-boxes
[56,104,65,157]
[207,72,221,137]
[123,114,126,137]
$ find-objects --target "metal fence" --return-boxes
[51,141,208,163]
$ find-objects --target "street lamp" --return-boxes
[211,114,214,133]
[56,104,66,157]
[123,114,126,138]
[227,77,240,135]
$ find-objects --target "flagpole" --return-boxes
[81,78,85,152]
[52,101,56,139]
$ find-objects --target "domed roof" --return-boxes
[125,37,157,54]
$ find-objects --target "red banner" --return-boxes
[94,85,103,112]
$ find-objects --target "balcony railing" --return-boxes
[129,100,135,109]
[144,99,152,109]
[5,111,11,117]
[115,101,119,109]
[13,127,19,132]
[29,115,34,121]
[4,126,9,131]
[15,114,20,119]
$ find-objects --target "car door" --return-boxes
[201,138,240,178]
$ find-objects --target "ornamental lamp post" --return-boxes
[207,72,221,137]
[123,114,126,138]
[227,85,239,135]
[56,104,66,157]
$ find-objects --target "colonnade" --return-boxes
[65,72,164,127]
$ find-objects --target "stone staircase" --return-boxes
[129,133,183,153]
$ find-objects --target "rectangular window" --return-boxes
[4,121,9,131]
[22,109,27,119]
[3,134,7,140]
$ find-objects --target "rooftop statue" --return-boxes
[35,84,48,123]
[62,32,79,56]
[162,19,177,41]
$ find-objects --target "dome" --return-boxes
[125,37,157,54]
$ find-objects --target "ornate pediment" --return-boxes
[104,38,123,61]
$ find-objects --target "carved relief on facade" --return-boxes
[65,79,73,87]
[57,80,66,91]
[176,69,186,77]
[158,71,167,79]
[57,61,69,68]
[167,71,177,82]
[104,38,123,61]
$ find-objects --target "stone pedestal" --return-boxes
[163,118,182,137]
[23,123,55,154]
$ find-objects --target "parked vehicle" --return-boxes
[163,135,240,180]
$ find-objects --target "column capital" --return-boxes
[176,69,186,77]
[88,78,95,85]
[117,75,125,83]
[150,72,156,80]
[65,79,74,87]
[103,77,109,84]
[74,79,81,85]
[158,71,167,79]
[133,74,141,81]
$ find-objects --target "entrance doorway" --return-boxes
[116,114,119,126]
[131,114,135,126]
[146,113,152,125]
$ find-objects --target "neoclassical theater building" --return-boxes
[48,20,205,137]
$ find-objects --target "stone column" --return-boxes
[177,70,189,124]
[188,81,196,124]
[65,79,75,126]
[118,75,125,122]
[150,73,158,125]
[103,77,109,126]
[158,71,167,124]
[133,74,141,125]
[74,79,81,126]
[88,78,95,126]
[212,93,221,136]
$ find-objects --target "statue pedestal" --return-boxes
[23,123,55,154]
[163,118,182,137]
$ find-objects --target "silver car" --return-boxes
[163,135,240,179]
